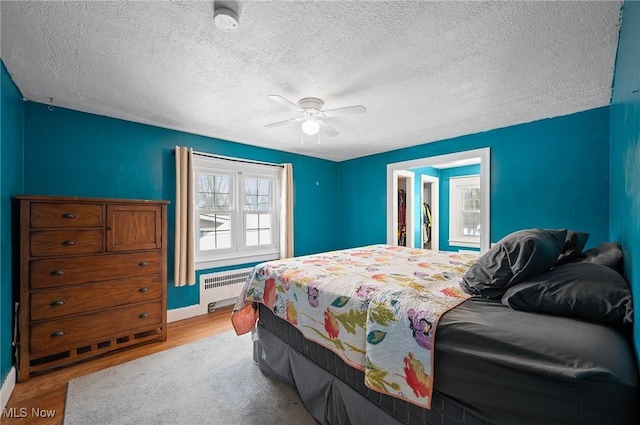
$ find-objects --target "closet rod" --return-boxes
[171,149,284,168]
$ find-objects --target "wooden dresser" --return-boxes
[16,195,169,381]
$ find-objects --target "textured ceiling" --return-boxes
[0,1,622,162]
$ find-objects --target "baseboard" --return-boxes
[167,304,204,323]
[1,367,16,411]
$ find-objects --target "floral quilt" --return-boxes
[231,245,479,408]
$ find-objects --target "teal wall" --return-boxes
[23,103,339,309]
[1,63,25,386]
[411,166,439,179]
[610,1,640,364]
[437,165,481,252]
[338,107,611,250]
[410,165,482,251]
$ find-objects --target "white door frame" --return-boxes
[386,148,491,252]
[420,175,439,251]
[392,169,414,248]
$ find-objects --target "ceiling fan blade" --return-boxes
[302,130,319,145]
[268,95,302,112]
[318,119,339,137]
[265,117,302,128]
[323,105,366,117]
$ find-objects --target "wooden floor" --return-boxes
[2,306,235,425]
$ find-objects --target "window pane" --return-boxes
[245,178,257,193]
[259,213,271,228]
[198,173,231,210]
[257,180,270,195]
[462,187,480,211]
[246,229,259,246]
[213,193,229,208]
[462,212,481,236]
[245,212,271,246]
[462,185,480,236]
[259,229,272,245]
[199,213,232,250]
[245,178,271,211]
[246,213,259,228]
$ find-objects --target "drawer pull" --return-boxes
[50,331,65,337]
[50,270,65,276]
[139,312,150,319]
[61,213,76,219]
[138,262,149,267]
[49,300,66,306]
[61,240,76,246]
[138,287,150,293]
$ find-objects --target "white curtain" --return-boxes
[174,146,196,286]
[280,163,294,259]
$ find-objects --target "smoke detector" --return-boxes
[214,7,239,32]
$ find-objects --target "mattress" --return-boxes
[257,297,639,425]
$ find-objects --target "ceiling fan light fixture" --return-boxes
[302,119,320,135]
[266,94,365,141]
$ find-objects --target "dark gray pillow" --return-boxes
[555,230,589,265]
[501,262,633,327]
[580,241,623,270]
[460,228,568,299]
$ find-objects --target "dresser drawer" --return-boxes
[31,202,102,228]
[30,275,163,321]
[30,251,162,289]
[30,301,162,355]
[30,229,103,257]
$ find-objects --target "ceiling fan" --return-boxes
[265,95,366,144]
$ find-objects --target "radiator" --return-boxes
[199,268,253,312]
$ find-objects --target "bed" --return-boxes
[231,229,638,425]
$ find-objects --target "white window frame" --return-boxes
[194,155,280,269]
[449,175,481,248]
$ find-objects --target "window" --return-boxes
[449,175,481,248]
[194,155,280,268]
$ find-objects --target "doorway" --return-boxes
[421,175,439,250]
[386,148,491,252]
[393,170,414,247]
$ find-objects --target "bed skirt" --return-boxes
[253,304,491,425]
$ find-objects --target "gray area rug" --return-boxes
[64,331,317,425]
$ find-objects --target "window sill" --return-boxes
[448,239,480,249]
[196,250,280,270]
